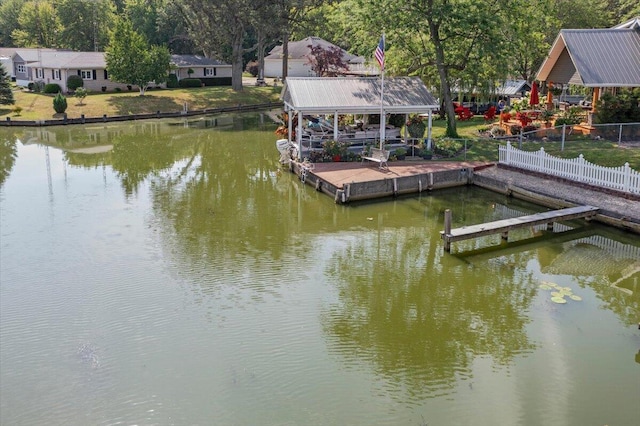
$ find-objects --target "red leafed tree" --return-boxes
[307,45,349,77]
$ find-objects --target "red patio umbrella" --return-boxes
[530,81,539,106]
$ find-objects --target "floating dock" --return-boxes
[440,205,600,252]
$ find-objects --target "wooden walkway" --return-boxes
[440,205,600,252]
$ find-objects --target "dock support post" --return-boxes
[444,209,452,252]
[418,179,423,193]
[429,173,434,189]
[315,179,322,191]
[393,178,398,197]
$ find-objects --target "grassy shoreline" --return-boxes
[2,83,638,170]
[1,84,282,121]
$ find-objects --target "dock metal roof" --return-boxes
[537,28,640,87]
[281,77,439,114]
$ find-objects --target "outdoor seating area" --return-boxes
[453,102,474,120]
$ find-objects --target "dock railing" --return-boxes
[499,141,640,195]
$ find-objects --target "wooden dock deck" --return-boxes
[440,205,600,252]
[288,159,492,203]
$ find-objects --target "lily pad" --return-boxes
[551,296,567,304]
[569,294,582,301]
[539,284,552,290]
[551,291,563,297]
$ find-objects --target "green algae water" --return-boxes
[1,114,639,425]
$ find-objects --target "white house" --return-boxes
[264,36,377,78]
[3,48,232,92]
[170,54,232,86]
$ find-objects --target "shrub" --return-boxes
[43,83,61,94]
[28,81,44,92]
[53,92,68,114]
[67,74,84,91]
[178,78,202,88]
[434,138,464,157]
[489,126,506,137]
[509,124,522,135]
[75,87,88,105]
[245,61,259,77]
[555,106,583,126]
[166,74,178,88]
[594,89,640,124]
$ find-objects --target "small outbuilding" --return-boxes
[265,36,374,78]
[536,17,640,111]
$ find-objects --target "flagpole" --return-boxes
[379,33,385,149]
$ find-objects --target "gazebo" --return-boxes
[536,17,640,117]
[280,77,439,159]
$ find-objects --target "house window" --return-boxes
[54,69,61,80]
[205,67,216,77]
[16,64,26,74]
[81,70,92,80]
[36,68,43,79]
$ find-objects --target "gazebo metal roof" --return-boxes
[537,28,640,87]
[281,77,439,115]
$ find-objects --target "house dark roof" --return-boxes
[281,77,438,114]
[170,54,229,68]
[537,27,640,87]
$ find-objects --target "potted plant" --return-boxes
[541,109,555,127]
[406,114,426,139]
[394,147,407,160]
[322,140,344,162]
[420,148,433,159]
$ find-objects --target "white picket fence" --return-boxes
[499,142,640,195]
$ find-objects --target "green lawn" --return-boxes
[0,83,282,121]
[430,116,640,170]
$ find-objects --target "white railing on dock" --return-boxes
[499,142,640,195]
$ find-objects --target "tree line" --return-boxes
[1,0,638,134]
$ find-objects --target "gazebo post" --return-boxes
[333,112,339,140]
[427,110,433,150]
[591,87,600,112]
[546,81,554,111]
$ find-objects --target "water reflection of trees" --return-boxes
[0,132,17,186]
[322,226,538,402]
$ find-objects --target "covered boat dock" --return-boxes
[280,77,440,159]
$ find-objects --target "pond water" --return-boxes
[1,114,639,426]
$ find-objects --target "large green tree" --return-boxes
[105,19,170,95]
[178,0,257,91]
[0,0,26,47]
[355,0,508,137]
[56,0,115,51]
[11,0,61,47]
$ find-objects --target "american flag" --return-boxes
[375,35,385,69]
